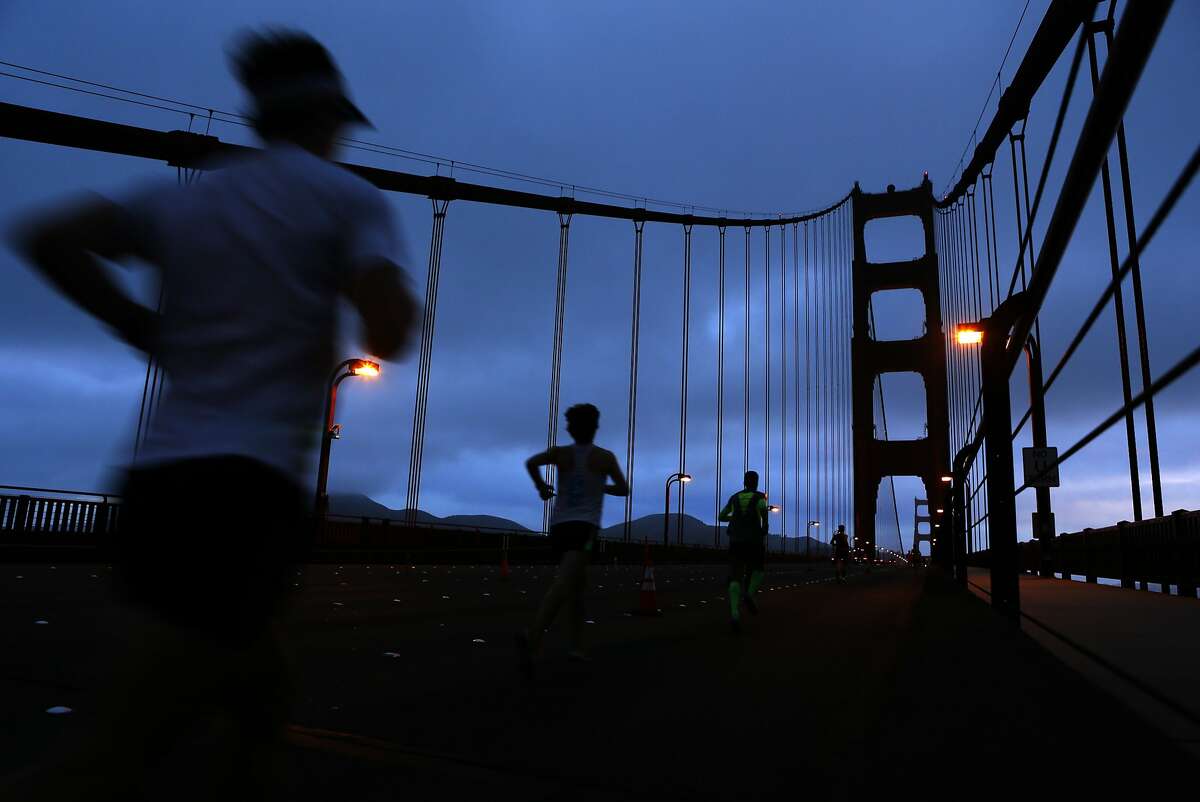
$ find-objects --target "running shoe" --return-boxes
[730,618,742,634]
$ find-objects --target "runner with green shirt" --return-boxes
[719,470,769,633]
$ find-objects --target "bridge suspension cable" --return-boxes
[675,223,693,544]
[404,199,450,525]
[714,226,727,547]
[622,220,645,542]
[542,212,573,532]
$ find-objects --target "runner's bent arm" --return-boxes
[346,260,419,360]
[342,189,419,360]
[603,450,628,497]
[10,197,159,353]
[525,448,557,500]
[718,496,735,522]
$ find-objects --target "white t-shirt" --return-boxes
[549,444,606,528]
[123,143,401,484]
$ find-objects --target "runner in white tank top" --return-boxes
[550,443,606,528]
[518,404,627,677]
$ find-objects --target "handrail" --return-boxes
[0,484,117,502]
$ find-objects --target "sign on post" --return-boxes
[1022,447,1060,488]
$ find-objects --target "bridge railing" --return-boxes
[0,485,121,541]
[968,508,1200,597]
[0,490,817,565]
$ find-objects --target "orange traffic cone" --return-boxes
[634,541,661,616]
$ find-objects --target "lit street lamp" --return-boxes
[955,325,984,345]
[314,358,380,518]
[806,520,820,559]
[766,503,781,554]
[663,472,692,548]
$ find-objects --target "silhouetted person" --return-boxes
[831,524,851,583]
[718,470,768,633]
[517,403,627,676]
[6,30,417,800]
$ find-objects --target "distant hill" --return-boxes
[327,493,829,550]
[601,513,831,554]
[327,493,528,531]
[441,514,532,532]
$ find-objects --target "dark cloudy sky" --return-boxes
[1,1,1197,553]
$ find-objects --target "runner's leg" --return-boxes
[563,549,590,654]
[728,545,745,622]
[529,551,573,652]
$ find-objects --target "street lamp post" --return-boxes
[663,473,691,549]
[767,503,781,553]
[955,293,1027,623]
[806,520,820,560]
[314,358,380,519]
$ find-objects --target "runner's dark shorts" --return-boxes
[728,537,766,582]
[549,520,598,558]
[112,455,308,645]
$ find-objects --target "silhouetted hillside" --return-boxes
[601,513,831,554]
[327,493,527,531]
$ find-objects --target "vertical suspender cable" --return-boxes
[980,168,997,313]
[844,203,854,534]
[542,211,574,533]
[814,215,823,535]
[623,219,646,542]
[405,198,450,526]
[780,223,787,542]
[834,206,843,529]
[677,223,693,544]
[1009,132,1030,294]
[744,226,751,476]
[804,221,812,555]
[792,222,801,551]
[985,171,1002,306]
[1103,4,1162,517]
[1016,128,1045,352]
[845,203,854,533]
[824,211,833,532]
[133,282,166,458]
[764,226,771,497]
[715,226,726,547]
[134,166,196,457]
[968,187,985,534]
[1085,30,1143,521]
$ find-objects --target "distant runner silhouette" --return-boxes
[831,524,851,583]
[719,470,769,633]
[517,403,627,677]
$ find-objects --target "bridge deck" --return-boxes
[968,567,1200,755]
[2,562,1194,799]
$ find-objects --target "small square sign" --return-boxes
[1022,447,1060,488]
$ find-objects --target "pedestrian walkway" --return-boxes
[968,567,1200,756]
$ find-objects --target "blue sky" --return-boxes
[1,1,1197,552]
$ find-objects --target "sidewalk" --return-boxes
[968,567,1200,754]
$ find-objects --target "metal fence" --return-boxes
[968,507,1199,597]
[0,486,120,540]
